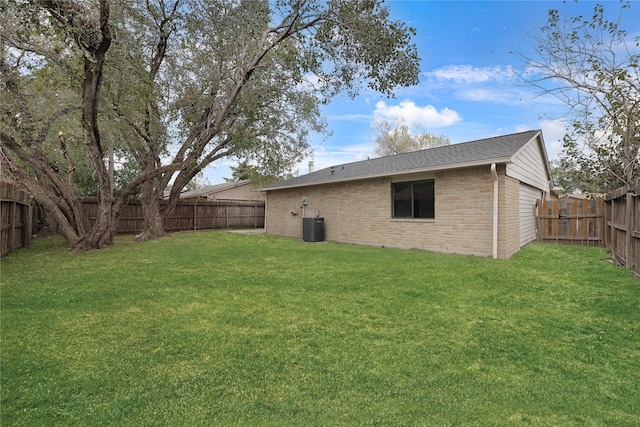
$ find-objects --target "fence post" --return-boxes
[625,191,633,267]
[551,201,558,242]
[9,201,16,253]
[581,200,588,244]
[535,200,541,241]
[571,201,578,241]
[612,197,617,254]
[23,201,32,247]
[600,198,607,248]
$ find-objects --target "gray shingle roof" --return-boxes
[179,179,251,198]
[261,130,541,191]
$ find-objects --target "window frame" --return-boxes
[391,179,435,219]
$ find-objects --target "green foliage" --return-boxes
[2,233,639,425]
[2,0,421,244]
[101,0,419,205]
[226,159,293,186]
[561,125,640,193]
[526,2,640,192]
[312,0,420,98]
[226,160,258,182]
[550,157,592,194]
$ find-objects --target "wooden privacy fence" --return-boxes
[604,184,640,275]
[81,198,265,234]
[536,198,604,246]
[1,181,34,257]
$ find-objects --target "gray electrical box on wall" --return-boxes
[302,217,324,242]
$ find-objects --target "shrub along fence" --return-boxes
[604,183,640,276]
[81,198,265,234]
[536,198,605,246]
[1,181,34,257]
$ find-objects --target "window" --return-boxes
[392,180,434,219]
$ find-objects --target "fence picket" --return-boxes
[1,182,33,257]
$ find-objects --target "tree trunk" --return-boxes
[68,196,116,251]
[134,178,168,241]
[34,189,85,247]
[66,0,114,251]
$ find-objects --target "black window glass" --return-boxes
[392,182,413,218]
[392,180,434,219]
[413,181,435,218]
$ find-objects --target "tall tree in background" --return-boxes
[521,2,639,192]
[549,158,589,194]
[1,0,420,249]
[226,161,259,182]
[224,160,284,186]
[373,118,450,156]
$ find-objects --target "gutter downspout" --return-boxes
[263,193,268,232]
[491,163,499,259]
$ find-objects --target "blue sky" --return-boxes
[205,0,639,183]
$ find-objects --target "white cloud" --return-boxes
[373,100,462,128]
[492,120,567,161]
[539,118,568,160]
[423,65,530,104]
[326,113,371,122]
[302,142,375,173]
[458,88,521,104]
[426,65,514,84]
[514,124,531,133]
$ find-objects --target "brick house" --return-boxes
[259,130,558,258]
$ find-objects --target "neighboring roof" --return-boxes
[179,179,252,199]
[559,193,605,200]
[261,130,542,191]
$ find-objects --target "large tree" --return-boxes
[119,0,421,240]
[2,0,420,249]
[0,0,122,251]
[521,2,640,192]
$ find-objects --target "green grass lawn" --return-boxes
[1,231,639,426]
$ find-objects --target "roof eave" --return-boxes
[259,157,512,191]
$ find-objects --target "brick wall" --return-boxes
[265,165,520,258]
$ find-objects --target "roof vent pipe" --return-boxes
[491,163,499,259]
[308,161,314,174]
